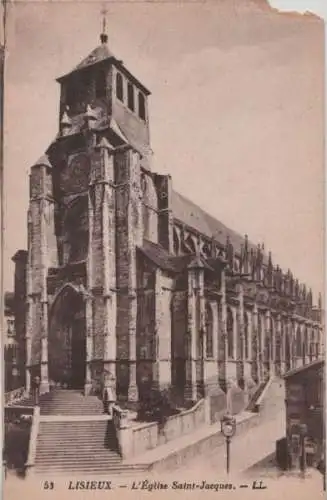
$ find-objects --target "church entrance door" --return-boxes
[49,284,87,390]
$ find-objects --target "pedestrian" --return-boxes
[32,376,40,406]
[102,372,115,416]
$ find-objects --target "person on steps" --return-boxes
[32,375,40,406]
[102,372,115,416]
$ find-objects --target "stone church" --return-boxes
[13,29,324,413]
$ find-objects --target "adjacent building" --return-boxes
[284,360,325,472]
[4,292,18,391]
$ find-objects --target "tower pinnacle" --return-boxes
[100,6,108,44]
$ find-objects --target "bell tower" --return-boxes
[26,17,174,400]
[56,15,152,166]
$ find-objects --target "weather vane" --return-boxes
[100,5,108,44]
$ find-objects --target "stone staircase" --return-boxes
[11,389,104,416]
[9,389,148,475]
[257,376,285,419]
[245,380,268,412]
[246,376,285,416]
[35,420,125,475]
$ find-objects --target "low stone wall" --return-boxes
[4,405,38,477]
[149,411,261,473]
[113,399,206,460]
[5,405,34,422]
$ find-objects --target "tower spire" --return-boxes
[100,6,108,44]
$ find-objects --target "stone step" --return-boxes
[36,455,121,463]
[35,418,121,474]
[36,442,115,449]
[36,456,121,462]
[37,434,111,440]
[36,448,118,455]
[40,411,103,415]
[34,465,147,474]
[35,465,148,476]
[38,425,110,431]
[35,466,123,473]
[37,430,110,436]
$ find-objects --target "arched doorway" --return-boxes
[48,284,87,390]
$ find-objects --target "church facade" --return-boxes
[15,31,324,410]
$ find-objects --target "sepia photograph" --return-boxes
[1,0,325,498]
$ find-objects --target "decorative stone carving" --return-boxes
[60,153,90,195]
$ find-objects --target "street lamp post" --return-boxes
[299,423,308,476]
[221,413,237,475]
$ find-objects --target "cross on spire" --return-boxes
[100,6,108,44]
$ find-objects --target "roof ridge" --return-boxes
[172,189,261,256]
[74,44,117,72]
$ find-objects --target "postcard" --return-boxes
[2,0,325,499]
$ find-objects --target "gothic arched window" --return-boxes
[182,234,196,254]
[303,327,308,359]
[205,304,214,358]
[258,313,263,354]
[296,326,302,357]
[244,312,249,359]
[116,72,124,102]
[315,329,320,358]
[138,92,146,120]
[64,196,89,264]
[127,82,135,111]
[173,228,180,256]
[227,307,234,359]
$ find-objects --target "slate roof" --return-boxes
[12,250,28,262]
[138,240,185,273]
[33,154,52,169]
[187,255,213,271]
[171,190,264,259]
[57,42,151,95]
[74,44,117,73]
[138,240,225,275]
[283,359,324,379]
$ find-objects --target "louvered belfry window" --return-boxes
[116,72,124,101]
[127,82,134,111]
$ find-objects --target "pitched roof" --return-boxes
[11,250,28,262]
[172,190,263,259]
[74,44,117,72]
[138,240,223,274]
[56,42,151,95]
[33,154,52,169]
[57,44,116,82]
[283,359,324,379]
[138,240,185,273]
[188,255,213,271]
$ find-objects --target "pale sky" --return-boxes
[3,0,326,302]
